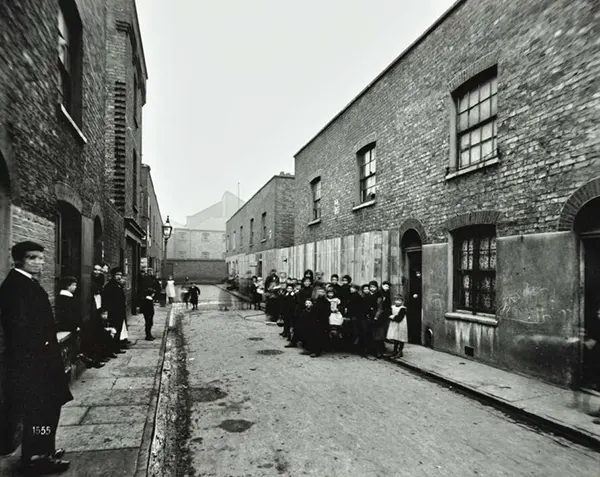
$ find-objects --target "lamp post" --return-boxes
[160,216,173,307]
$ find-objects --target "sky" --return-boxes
[136,0,457,225]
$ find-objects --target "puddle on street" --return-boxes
[190,386,228,402]
[248,337,264,341]
[257,349,284,355]
[218,419,255,433]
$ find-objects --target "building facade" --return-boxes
[141,164,163,274]
[226,0,599,388]
[0,0,149,453]
[225,173,295,278]
[104,0,148,313]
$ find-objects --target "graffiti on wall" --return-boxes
[500,283,571,325]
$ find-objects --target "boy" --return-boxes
[309,286,331,357]
[279,283,296,339]
[140,288,156,341]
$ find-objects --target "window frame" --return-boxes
[453,225,497,315]
[57,0,83,126]
[249,218,254,246]
[261,212,267,241]
[311,177,322,220]
[453,67,498,171]
[357,144,377,204]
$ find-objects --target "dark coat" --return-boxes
[140,296,155,318]
[55,293,81,333]
[188,285,201,304]
[345,292,366,320]
[0,269,73,414]
[280,292,296,318]
[102,279,126,327]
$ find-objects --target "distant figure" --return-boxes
[188,283,201,310]
[165,275,176,304]
[140,288,156,341]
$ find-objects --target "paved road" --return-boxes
[179,286,600,477]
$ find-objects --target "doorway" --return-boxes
[402,229,422,345]
[576,197,600,391]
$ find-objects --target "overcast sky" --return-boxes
[136,0,456,225]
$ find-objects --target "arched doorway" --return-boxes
[575,197,600,391]
[401,229,422,345]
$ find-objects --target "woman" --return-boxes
[165,275,176,304]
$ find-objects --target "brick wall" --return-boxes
[293,0,599,246]
[141,164,164,269]
[226,175,295,257]
[167,228,226,260]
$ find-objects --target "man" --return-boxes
[89,265,117,362]
[102,268,127,353]
[0,241,72,474]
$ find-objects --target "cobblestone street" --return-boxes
[176,287,600,477]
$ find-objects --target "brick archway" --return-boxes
[445,210,501,231]
[557,177,600,231]
[55,182,83,213]
[398,218,428,245]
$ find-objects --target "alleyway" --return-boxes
[175,286,600,477]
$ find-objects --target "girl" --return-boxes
[387,295,408,357]
[250,276,261,309]
[165,275,176,304]
[373,280,392,358]
[326,287,344,326]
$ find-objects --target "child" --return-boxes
[329,274,341,296]
[140,288,156,340]
[339,274,352,312]
[326,287,344,326]
[250,276,261,310]
[373,281,392,358]
[57,276,104,369]
[289,298,314,352]
[280,283,296,339]
[188,282,201,310]
[387,295,408,357]
[310,286,331,357]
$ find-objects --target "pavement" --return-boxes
[178,294,600,477]
[0,304,171,477]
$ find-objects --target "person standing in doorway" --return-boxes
[103,268,127,354]
[0,241,72,474]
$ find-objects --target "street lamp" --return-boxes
[161,216,173,306]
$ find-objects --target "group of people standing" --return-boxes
[0,241,161,475]
[251,269,409,359]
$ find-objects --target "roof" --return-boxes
[294,0,465,157]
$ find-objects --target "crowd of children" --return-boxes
[250,269,409,359]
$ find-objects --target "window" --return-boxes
[358,144,376,203]
[232,231,236,250]
[455,68,498,169]
[226,235,229,252]
[202,232,209,241]
[261,212,267,240]
[57,0,82,124]
[250,218,254,245]
[311,178,322,220]
[133,71,139,127]
[240,226,243,248]
[454,226,496,314]
[201,252,210,259]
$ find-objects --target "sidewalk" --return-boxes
[390,344,600,450]
[1,305,172,477]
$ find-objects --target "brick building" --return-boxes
[141,164,163,274]
[225,173,295,278]
[104,0,148,313]
[229,0,599,388]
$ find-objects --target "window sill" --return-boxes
[59,104,88,144]
[308,218,321,226]
[445,156,499,181]
[352,199,376,212]
[445,311,498,327]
